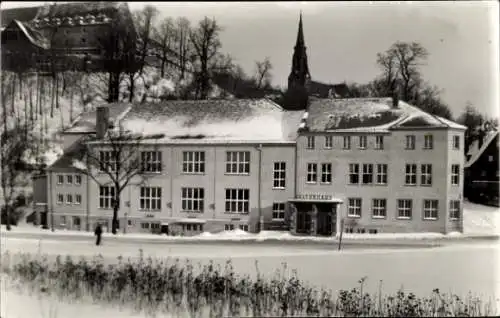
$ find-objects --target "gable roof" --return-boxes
[305,97,466,133]
[47,139,86,171]
[1,6,40,28]
[2,19,50,49]
[119,99,303,143]
[465,131,498,168]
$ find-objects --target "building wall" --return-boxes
[82,143,296,235]
[48,169,88,231]
[447,129,466,232]
[48,128,465,235]
[295,129,460,234]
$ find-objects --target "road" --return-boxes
[1,234,498,300]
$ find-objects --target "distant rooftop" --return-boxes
[306,97,466,132]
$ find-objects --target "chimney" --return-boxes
[392,89,399,108]
[96,106,110,139]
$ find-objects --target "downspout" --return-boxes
[49,172,54,232]
[213,146,217,219]
[170,145,174,218]
[86,169,90,232]
[256,144,263,232]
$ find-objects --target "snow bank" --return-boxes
[2,225,476,244]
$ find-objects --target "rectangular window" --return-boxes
[324,136,333,149]
[57,194,64,205]
[372,199,387,218]
[141,223,150,229]
[66,194,73,204]
[239,224,249,232]
[449,200,460,220]
[376,164,388,185]
[272,202,286,220]
[99,186,115,209]
[421,164,432,186]
[423,199,438,220]
[225,224,235,231]
[453,135,460,150]
[273,162,286,189]
[347,198,362,218]
[99,151,117,172]
[225,188,249,214]
[139,187,162,211]
[375,136,384,150]
[424,134,434,149]
[343,136,351,150]
[66,175,73,184]
[182,151,205,174]
[321,163,332,183]
[306,136,315,149]
[75,175,82,185]
[141,151,162,173]
[75,194,82,205]
[405,164,417,185]
[451,164,460,185]
[405,135,415,150]
[397,199,412,219]
[362,164,373,184]
[358,136,367,149]
[306,163,317,183]
[349,163,359,184]
[60,216,66,226]
[57,175,64,185]
[181,187,204,212]
[225,151,250,174]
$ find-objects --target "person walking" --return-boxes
[94,224,103,246]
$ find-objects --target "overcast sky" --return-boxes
[2,1,498,118]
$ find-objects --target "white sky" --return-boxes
[2,1,499,118]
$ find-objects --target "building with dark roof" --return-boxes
[464,130,499,206]
[33,14,467,237]
[1,2,137,73]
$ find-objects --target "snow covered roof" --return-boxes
[47,140,86,171]
[119,99,304,143]
[306,97,466,132]
[64,103,132,134]
[465,131,499,169]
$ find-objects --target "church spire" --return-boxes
[284,12,311,110]
[295,11,305,48]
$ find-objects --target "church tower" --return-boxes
[284,12,311,110]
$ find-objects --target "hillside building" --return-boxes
[32,14,467,235]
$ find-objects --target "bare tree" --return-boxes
[154,17,176,78]
[73,126,161,234]
[254,57,273,89]
[1,123,32,230]
[174,17,192,81]
[457,103,487,153]
[375,41,429,101]
[99,13,138,103]
[190,17,223,99]
[134,5,159,75]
